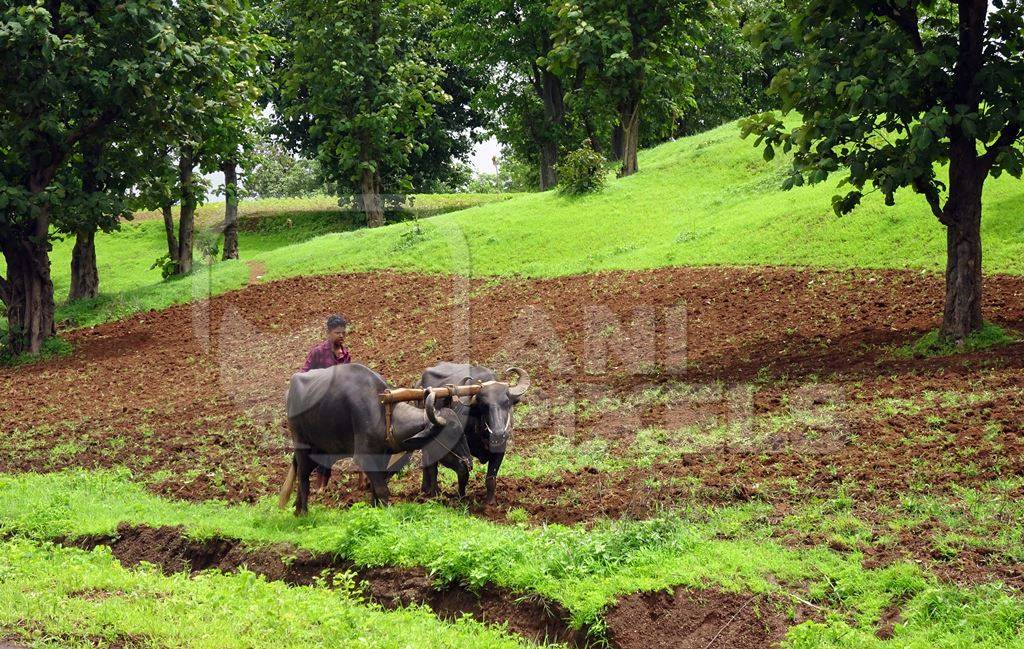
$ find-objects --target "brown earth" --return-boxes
[3,266,1024,589]
[605,587,810,649]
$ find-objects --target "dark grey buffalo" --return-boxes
[419,363,530,504]
[283,363,462,515]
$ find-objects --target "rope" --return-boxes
[382,400,396,448]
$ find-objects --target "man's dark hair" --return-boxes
[326,314,347,330]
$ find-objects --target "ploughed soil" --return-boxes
[3,266,1024,591]
[606,587,811,649]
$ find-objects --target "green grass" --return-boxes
[5,117,1024,334]
[898,322,1019,357]
[0,537,535,648]
[4,469,1024,647]
[0,335,72,366]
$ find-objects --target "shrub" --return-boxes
[557,147,607,195]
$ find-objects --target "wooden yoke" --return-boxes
[379,382,496,404]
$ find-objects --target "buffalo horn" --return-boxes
[425,389,448,427]
[460,375,481,404]
[505,367,531,397]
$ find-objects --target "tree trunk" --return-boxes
[611,125,625,162]
[618,102,640,177]
[939,155,985,343]
[1,220,56,355]
[532,65,565,191]
[360,168,385,228]
[68,228,99,301]
[177,149,196,275]
[539,139,558,191]
[69,139,101,301]
[583,114,603,155]
[161,202,178,264]
[935,1,989,344]
[221,159,239,260]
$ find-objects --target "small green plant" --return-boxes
[899,323,1016,358]
[556,147,607,195]
[149,254,179,280]
[505,507,529,525]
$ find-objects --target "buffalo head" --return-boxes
[459,367,530,454]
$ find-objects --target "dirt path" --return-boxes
[245,259,267,285]
[3,265,1024,587]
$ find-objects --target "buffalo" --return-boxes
[281,363,464,515]
[419,363,530,504]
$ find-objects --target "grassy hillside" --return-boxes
[9,119,1024,330]
[31,194,512,329]
[258,123,1024,279]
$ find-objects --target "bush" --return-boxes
[557,147,607,195]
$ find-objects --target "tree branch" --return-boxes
[32,106,120,193]
[0,274,8,306]
[65,106,120,151]
[982,124,1022,168]
[872,2,925,53]
[913,177,946,223]
[528,60,545,99]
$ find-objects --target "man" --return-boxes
[298,314,351,490]
[301,314,350,372]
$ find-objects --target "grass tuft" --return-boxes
[899,323,1017,358]
[0,335,73,367]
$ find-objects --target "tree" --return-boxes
[671,1,780,138]
[548,0,709,176]
[242,139,327,198]
[221,160,241,260]
[144,0,264,274]
[0,0,211,354]
[444,0,571,190]
[59,134,146,301]
[743,1,1024,343]
[280,0,449,226]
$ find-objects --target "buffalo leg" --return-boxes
[366,471,390,506]
[484,453,505,505]
[438,454,469,498]
[294,449,313,516]
[455,462,469,498]
[421,462,440,497]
